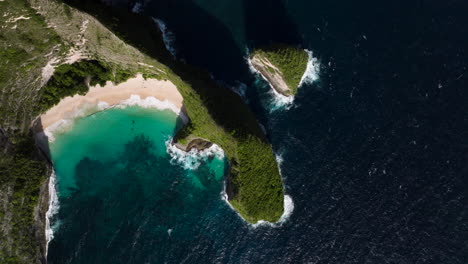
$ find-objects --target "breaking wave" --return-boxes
[45,170,60,256]
[165,139,224,170]
[247,57,294,111]
[298,49,320,87]
[220,152,294,227]
[152,18,177,58]
[43,95,187,142]
[247,49,320,112]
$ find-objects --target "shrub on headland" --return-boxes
[252,44,308,94]
[39,60,133,112]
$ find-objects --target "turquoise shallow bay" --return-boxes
[48,106,228,264]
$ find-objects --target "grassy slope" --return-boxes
[60,0,285,223]
[0,1,285,262]
[252,45,308,95]
[0,0,67,262]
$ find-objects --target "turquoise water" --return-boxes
[47,106,228,263]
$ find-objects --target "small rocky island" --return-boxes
[250,45,309,96]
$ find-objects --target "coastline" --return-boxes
[39,74,185,139]
[298,50,320,88]
[38,73,187,258]
[247,57,294,107]
[40,73,184,128]
[249,55,292,97]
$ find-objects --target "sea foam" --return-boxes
[165,139,224,170]
[220,152,294,228]
[152,18,177,58]
[247,49,320,111]
[43,96,188,253]
[247,57,294,111]
[298,49,320,87]
[44,95,187,142]
[44,101,109,142]
[45,170,59,256]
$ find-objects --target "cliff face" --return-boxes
[61,0,285,223]
[250,45,309,96]
[0,0,170,262]
[250,54,292,96]
[1,0,285,262]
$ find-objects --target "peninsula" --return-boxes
[0,0,285,262]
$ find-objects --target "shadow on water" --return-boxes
[144,0,249,83]
[241,0,304,130]
[64,0,265,141]
[242,0,302,48]
[30,118,52,264]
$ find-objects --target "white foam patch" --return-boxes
[45,170,60,257]
[44,101,109,142]
[221,184,294,228]
[247,57,294,111]
[247,49,320,112]
[251,195,294,228]
[152,18,177,58]
[221,152,294,228]
[165,139,224,170]
[132,2,143,14]
[44,95,187,142]
[298,49,320,87]
[268,84,294,111]
[119,95,186,121]
[230,81,248,102]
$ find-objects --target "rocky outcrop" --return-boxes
[174,136,213,152]
[250,54,292,96]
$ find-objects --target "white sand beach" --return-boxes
[40,74,184,130]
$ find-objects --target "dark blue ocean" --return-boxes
[48,0,468,263]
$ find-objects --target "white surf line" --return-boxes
[152,18,177,58]
[246,57,294,110]
[220,152,294,228]
[221,183,294,228]
[43,95,187,142]
[298,49,320,87]
[45,170,59,257]
[165,139,224,170]
[42,96,187,254]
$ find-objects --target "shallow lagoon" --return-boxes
[47,106,227,263]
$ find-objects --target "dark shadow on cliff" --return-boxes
[64,0,268,141]
[144,0,250,83]
[241,0,304,129]
[32,118,52,264]
[243,0,302,49]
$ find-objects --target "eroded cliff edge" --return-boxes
[250,45,309,96]
[0,0,285,262]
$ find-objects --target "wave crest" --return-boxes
[152,18,177,58]
[45,170,60,256]
[165,139,224,170]
[298,49,320,87]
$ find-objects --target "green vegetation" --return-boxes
[60,0,285,223]
[0,2,287,263]
[0,0,66,130]
[0,135,48,264]
[39,60,134,111]
[0,0,67,262]
[252,44,309,95]
[169,75,284,222]
[231,137,284,222]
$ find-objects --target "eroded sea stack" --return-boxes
[250,44,309,96]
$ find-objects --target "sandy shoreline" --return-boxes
[40,74,184,130]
